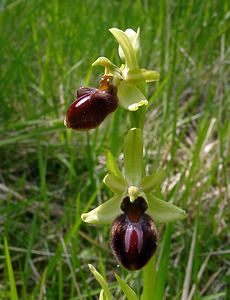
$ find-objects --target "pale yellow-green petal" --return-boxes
[147,194,186,223]
[117,82,148,111]
[81,195,122,225]
[140,168,166,193]
[103,173,127,194]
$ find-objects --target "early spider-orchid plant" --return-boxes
[65,27,186,299]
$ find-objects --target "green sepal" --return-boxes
[103,173,127,194]
[114,273,139,300]
[118,28,141,62]
[109,28,138,69]
[104,150,122,177]
[124,128,143,185]
[118,82,148,111]
[147,194,187,223]
[141,168,166,193]
[88,264,112,300]
[81,195,122,225]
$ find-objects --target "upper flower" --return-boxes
[64,75,118,130]
[81,128,186,225]
[92,28,160,111]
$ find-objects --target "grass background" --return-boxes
[0,0,229,299]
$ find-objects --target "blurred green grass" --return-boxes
[0,0,229,299]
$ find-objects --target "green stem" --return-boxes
[141,256,156,300]
[129,82,147,129]
[130,106,146,129]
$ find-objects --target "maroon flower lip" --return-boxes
[110,197,158,271]
[65,76,119,131]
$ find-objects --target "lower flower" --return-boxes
[81,128,186,270]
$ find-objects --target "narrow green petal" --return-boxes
[126,68,160,84]
[92,56,118,69]
[114,273,139,300]
[81,195,122,225]
[88,264,112,300]
[141,168,166,193]
[117,82,148,111]
[92,56,121,77]
[147,194,187,223]
[103,173,127,194]
[109,28,138,69]
[105,150,122,177]
[124,128,143,185]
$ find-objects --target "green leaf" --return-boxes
[147,194,187,223]
[109,28,138,69]
[140,169,166,193]
[153,224,173,299]
[4,238,19,300]
[124,128,143,185]
[200,293,226,300]
[105,150,122,177]
[103,174,127,194]
[38,268,48,300]
[81,195,122,225]
[114,273,139,300]
[88,264,112,300]
[117,82,148,111]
